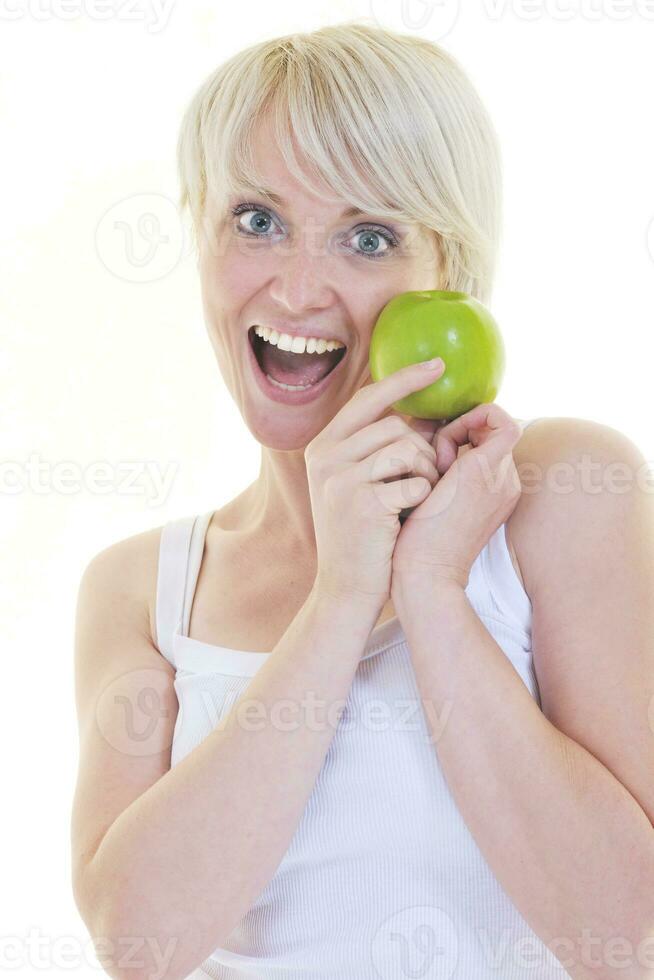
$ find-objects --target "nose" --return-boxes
[267,231,336,313]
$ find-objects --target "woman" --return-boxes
[71,22,654,980]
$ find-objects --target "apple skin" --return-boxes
[368,290,506,420]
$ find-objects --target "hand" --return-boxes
[305,359,445,611]
[390,401,524,594]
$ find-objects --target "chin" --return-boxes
[242,407,321,454]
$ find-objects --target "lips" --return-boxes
[246,325,350,405]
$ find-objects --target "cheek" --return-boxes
[211,234,275,294]
[199,249,258,320]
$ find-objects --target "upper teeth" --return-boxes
[253,325,346,355]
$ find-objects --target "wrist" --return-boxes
[391,571,467,612]
[310,578,385,618]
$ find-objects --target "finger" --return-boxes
[375,474,433,515]
[374,448,439,486]
[323,359,445,443]
[338,417,437,466]
[403,414,450,450]
[403,414,438,445]
[435,403,518,472]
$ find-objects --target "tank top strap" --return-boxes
[181,509,215,636]
[479,417,543,641]
[155,509,214,668]
[483,522,533,640]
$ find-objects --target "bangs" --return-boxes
[203,46,435,226]
[177,22,502,303]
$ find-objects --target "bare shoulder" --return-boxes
[72,520,188,919]
[506,416,582,596]
[507,415,645,598]
[78,522,165,652]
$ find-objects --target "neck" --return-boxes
[240,445,319,558]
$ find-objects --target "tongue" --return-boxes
[259,341,342,387]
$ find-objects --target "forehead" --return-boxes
[245,112,349,214]
[222,111,428,242]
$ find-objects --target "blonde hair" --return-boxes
[177,20,502,304]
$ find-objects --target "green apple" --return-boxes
[368,290,506,420]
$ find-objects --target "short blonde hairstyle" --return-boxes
[177,20,502,304]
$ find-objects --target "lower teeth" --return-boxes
[265,373,316,391]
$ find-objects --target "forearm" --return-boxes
[393,580,654,980]
[87,586,381,980]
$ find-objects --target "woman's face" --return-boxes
[197,115,442,451]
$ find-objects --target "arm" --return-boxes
[392,420,654,980]
[394,583,654,980]
[72,540,381,980]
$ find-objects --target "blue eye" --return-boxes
[230,202,399,261]
[347,228,395,260]
[232,204,278,237]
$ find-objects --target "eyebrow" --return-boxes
[234,185,371,220]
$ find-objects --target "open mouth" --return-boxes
[248,326,348,390]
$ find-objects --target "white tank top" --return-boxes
[154,418,566,979]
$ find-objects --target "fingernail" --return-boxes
[419,357,444,370]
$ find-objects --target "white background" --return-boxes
[2,1,654,976]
